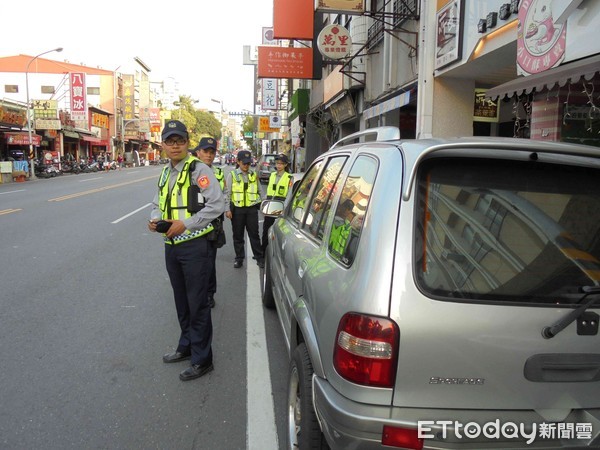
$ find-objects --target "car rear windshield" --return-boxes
[415,157,600,305]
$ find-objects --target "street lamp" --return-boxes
[26,47,63,179]
[211,98,226,150]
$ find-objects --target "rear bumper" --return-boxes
[313,376,600,449]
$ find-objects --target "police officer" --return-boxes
[261,153,292,253]
[224,150,264,268]
[194,137,225,308]
[148,120,225,382]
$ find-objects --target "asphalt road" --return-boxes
[0,165,288,450]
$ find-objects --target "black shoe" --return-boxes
[179,362,214,381]
[233,260,243,269]
[163,351,191,363]
[257,259,265,269]
[208,295,215,308]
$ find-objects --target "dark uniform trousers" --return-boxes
[261,216,276,253]
[165,236,214,366]
[231,204,263,262]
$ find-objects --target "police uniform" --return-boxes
[261,154,292,252]
[225,150,264,268]
[194,137,225,306]
[150,121,225,381]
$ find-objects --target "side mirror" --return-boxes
[261,199,285,217]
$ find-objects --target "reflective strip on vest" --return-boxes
[267,172,291,200]
[158,157,214,245]
[231,170,260,207]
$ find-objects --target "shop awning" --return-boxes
[486,54,600,100]
[4,131,42,146]
[80,135,104,144]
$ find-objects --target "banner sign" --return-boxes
[123,75,135,120]
[0,104,27,127]
[35,119,62,130]
[70,73,87,122]
[435,0,463,70]
[258,116,280,133]
[261,78,279,110]
[258,46,313,79]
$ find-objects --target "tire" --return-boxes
[262,252,275,309]
[288,343,329,450]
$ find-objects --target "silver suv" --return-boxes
[261,128,600,450]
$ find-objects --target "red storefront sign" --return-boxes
[70,72,88,122]
[257,46,313,79]
[4,132,42,146]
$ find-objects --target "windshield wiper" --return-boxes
[542,286,600,339]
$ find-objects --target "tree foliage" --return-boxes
[242,115,256,152]
[173,95,222,149]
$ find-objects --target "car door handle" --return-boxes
[298,259,308,278]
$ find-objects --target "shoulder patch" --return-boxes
[198,175,210,188]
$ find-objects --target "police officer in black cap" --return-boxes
[261,153,292,253]
[148,120,225,381]
[194,137,225,307]
[224,150,264,268]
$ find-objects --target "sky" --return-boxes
[0,0,274,114]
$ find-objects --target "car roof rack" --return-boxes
[329,127,400,151]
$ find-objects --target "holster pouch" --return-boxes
[187,185,205,213]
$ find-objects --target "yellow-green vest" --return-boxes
[158,157,214,244]
[213,166,225,191]
[330,220,351,256]
[230,169,260,207]
[267,172,292,200]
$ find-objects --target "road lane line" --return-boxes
[48,175,156,202]
[0,208,22,216]
[112,203,152,224]
[247,235,279,450]
[0,190,26,195]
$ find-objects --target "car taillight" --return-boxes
[382,426,424,449]
[333,313,399,387]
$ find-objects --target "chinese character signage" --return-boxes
[317,24,352,60]
[316,0,364,14]
[123,75,135,120]
[435,0,463,70]
[258,46,314,79]
[70,73,87,122]
[517,0,566,76]
[32,100,58,119]
[473,89,499,122]
[258,116,280,133]
[0,105,27,127]
[261,79,279,111]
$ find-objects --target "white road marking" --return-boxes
[247,235,279,450]
[112,203,152,224]
[79,176,105,182]
[0,189,26,195]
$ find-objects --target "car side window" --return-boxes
[328,155,378,266]
[288,161,323,227]
[303,156,348,240]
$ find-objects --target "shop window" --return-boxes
[4,85,18,93]
[87,87,100,95]
[41,86,55,94]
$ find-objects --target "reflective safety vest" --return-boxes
[213,166,225,191]
[267,172,292,200]
[230,169,260,207]
[329,219,351,256]
[158,157,214,244]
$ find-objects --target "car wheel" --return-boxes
[262,252,275,309]
[288,343,329,450]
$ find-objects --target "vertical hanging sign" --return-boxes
[70,72,87,122]
[122,75,135,121]
[261,79,278,110]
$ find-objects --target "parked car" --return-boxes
[257,153,278,183]
[261,127,600,450]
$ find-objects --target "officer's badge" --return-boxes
[198,175,210,188]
